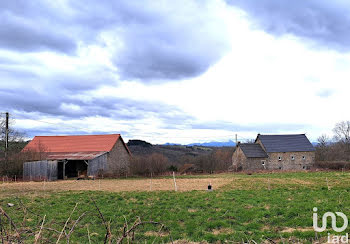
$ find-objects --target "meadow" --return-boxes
[0,171,350,243]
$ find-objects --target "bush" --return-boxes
[191,149,233,173]
[315,161,350,170]
[130,153,169,176]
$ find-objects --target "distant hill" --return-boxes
[127,139,152,147]
[127,139,225,165]
[187,140,236,147]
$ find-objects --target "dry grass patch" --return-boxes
[144,231,169,237]
[173,240,207,244]
[0,177,232,193]
[188,209,197,213]
[281,227,314,233]
[211,228,234,235]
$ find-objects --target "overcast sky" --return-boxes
[1,0,349,144]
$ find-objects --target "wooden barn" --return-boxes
[22,134,131,180]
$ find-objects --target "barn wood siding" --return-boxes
[87,153,108,176]
[23,160,58,181]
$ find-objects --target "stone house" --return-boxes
[22,134,131,180]
[232,134,315,171]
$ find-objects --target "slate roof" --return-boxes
[256,134,315,153]
[239,143,268,158]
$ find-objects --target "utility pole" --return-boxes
[235,134,238,172]
[5,112,9,160]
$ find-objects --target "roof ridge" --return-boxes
[259,134,305,136]
[34,134,120,137]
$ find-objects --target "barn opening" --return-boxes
[57,161,64,180]
[64,160,88,178]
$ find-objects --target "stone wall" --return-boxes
[266,151,314,170]
[106,139,131,176]
[244,158,268,171]
[232,141,315,171]
[255,138,315,170]
[231,147,245,171]
[232,147,268,171]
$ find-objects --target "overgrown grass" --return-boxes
[1,171,350,243]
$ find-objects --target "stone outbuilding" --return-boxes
[22,134,131,180]
[232,134,315,171]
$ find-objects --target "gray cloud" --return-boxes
[0,1,76,53]
[0,64,193,133]
[189,121,309,133]
[1,0,230,81]
[0,0,232,140]
[70,0,230,80]
[228,0,350,51]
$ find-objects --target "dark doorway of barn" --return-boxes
[65,160,88,178]
[57,161,64,180]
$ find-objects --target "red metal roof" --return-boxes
[46,151,107,160]
[23,134,121,153]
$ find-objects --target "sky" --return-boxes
[1,0,350,144]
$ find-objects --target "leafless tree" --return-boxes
[0,115,26,175]
[317,134,330,148]
[0,115,25,144]
[333,121,350,144]
[315,134,330,161]
[130,153,169,176]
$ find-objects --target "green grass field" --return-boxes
[1,171,350,243]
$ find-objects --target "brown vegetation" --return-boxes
[0,177,232,193]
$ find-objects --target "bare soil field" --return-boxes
[0,177,233,193]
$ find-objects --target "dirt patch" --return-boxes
[0,177,232,193]
[187,209,197,213]
[173,240,208,244]
[144,231,169,237]
[211,228,234,235]
[281,227,314,233]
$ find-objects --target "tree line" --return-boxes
[130,148,233,176]
[315,121,350,169]
[2,115,350,177]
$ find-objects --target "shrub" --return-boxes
[130,153,169,176]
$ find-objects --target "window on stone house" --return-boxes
[302,156,306,160]
[291,156,295,160]
[278,156,282,161]
[261,160,265,166]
